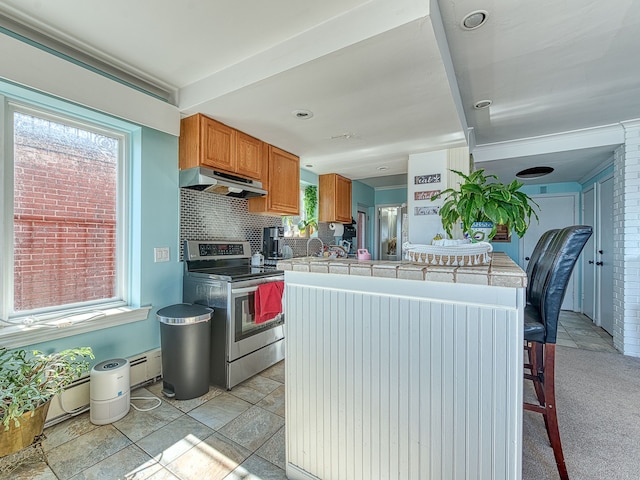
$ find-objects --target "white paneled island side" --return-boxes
[278,253,526,480]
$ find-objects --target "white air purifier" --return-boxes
[90,358,131,425]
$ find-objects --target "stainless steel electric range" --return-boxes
[182,240,284,390]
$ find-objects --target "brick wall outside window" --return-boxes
[13,112,118,312]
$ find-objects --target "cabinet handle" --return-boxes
[525,256,530,261]
[596,261,603,266]
[588,260,594,264]
[598,249,604,254]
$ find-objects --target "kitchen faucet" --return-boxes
[306,237,324,257]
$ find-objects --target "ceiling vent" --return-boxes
[516,166,554,179]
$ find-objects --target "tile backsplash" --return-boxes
[180,189,336,259]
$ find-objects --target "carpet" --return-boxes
[522,345,640,479]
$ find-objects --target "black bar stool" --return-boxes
[523,225,592,480]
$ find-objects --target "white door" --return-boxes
[598,175,614,334]
[582,186,596,320]
[520,193,579,310]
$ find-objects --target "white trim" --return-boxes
[372,184,407,191]
[0,305,151,349]
[286,463,320,480]
[0,95,8,321]
[581,185,596,321]
[0,33,179,136]
[620,118,640,130]
[472,124,624,163]
[579,157,614,184]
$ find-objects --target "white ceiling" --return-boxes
[1,0,639,187]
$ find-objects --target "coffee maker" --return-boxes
[262,226,284,266]
[342,219,356,253]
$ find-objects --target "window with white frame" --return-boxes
[1,101,128,325]
[283,184,316,237]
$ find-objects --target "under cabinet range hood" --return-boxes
[179,167,267,198]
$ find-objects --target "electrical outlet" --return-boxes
[154,247,170,263]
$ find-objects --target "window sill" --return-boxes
[0,305,152,349]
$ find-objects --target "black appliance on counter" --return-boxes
[262,226,284,267]
[182,240,284,390]
[342,219,357,252]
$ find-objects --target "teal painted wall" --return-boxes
[375,188,407,205]
[521,182,582,196]
[300,168,318,185]
[352,180,375,252]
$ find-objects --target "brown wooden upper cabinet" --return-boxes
[179,113,263,181]
[319,173,352,223]
[248,145,300,216]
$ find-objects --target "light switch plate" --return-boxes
[154,247,170,263]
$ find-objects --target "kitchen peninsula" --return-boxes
[278,253,526,480]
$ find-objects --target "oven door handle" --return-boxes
[231,286,260,295]
[230,278,285,296]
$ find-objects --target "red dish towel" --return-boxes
[255,281,284,324]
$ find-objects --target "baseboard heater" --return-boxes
[45,348,162,427]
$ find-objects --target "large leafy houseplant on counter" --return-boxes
[431,169,539,241]
[0,346,94,457]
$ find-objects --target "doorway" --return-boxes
[376,204,407,261]
[357,209,367,252]
[583,175,614,334]
[520,193,579,310]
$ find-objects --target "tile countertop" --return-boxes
[276,251,527,288]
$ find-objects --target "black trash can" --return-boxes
[157,303,213,400]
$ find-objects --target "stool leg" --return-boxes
[531,342,546,406]
[543,344,569,480]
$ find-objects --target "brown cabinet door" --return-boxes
[319,173,352,223]
[235,131,263,180]
[248,144,300,216]
[267,146,299,215]
[201,117,234,172]
[335,174,352,223]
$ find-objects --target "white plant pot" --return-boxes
[465,221,494,242]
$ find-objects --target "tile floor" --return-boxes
[6,312,615,480]
[555,310,617,353]
[8,361,286,480]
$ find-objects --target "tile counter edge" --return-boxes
[276,251,526,288]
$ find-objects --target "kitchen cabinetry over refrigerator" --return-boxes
[179,113,263,180]
[248,145,300,215]
[318,173,352,223]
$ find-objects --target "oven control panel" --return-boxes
[184,240,250,261]
[199,243,244,257]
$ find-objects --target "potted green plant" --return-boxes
[298,185,318,237]
[0,346,94,457]
[431,169,539,241]
[297,218,318,237]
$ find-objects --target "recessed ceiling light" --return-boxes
[516,166,554,179]
[377,166,389,171]
[474,99,492,109]
[461,10,488,30]
[292,109,313,119]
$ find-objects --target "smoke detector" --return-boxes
[292,109,313,119]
